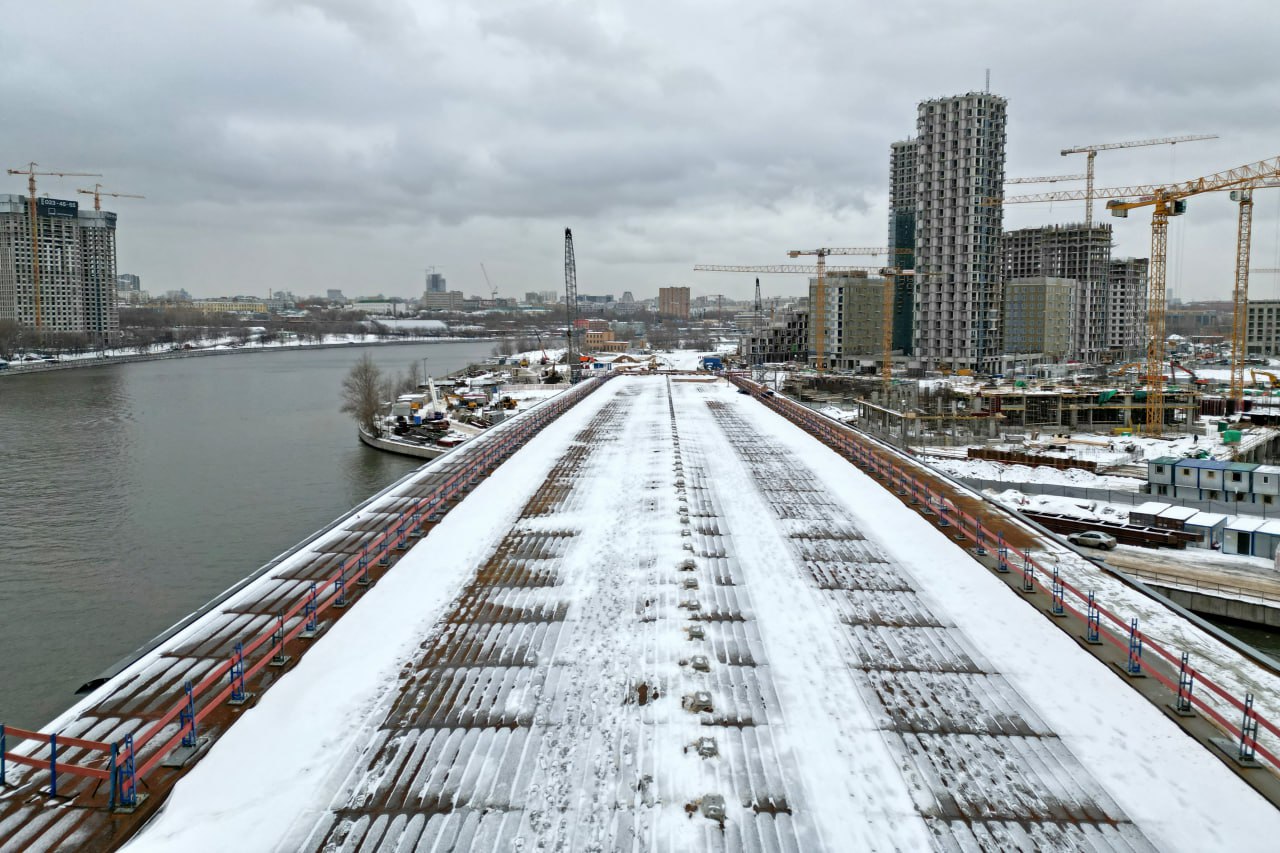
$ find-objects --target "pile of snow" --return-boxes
[922,456,1141,490]
[985,488,1131,524]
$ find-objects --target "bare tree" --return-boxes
[341,353,385,437]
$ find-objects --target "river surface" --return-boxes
[0,341,493,729]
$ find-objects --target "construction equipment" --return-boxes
[563,228,579,382]
[1250,369,1278,388]
[76,183,144,211]
[1107,155,1280,432]
[6,162,102,330]
[1060,134,1218,227]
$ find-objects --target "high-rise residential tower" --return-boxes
[909,92,1008,371]
[1003,224,1112,361]
[888,139,917,355]
[1107,257,1149,357]
[0,194,119,341]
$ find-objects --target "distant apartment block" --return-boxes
[658,286,690,319]
[0,194,119,340]
[1245,300,1280,357]
[1002,277,1075,360]
[741,309,809,364]
[425,272,447,293]
[909,92,1007,371]
[1108,258,1149,355]
[1004,224,1111,361]
[808,272,886,370]
[420,290,465,311]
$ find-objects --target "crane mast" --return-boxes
[563,228,579,382]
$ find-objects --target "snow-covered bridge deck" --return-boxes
[8,376,1280,851]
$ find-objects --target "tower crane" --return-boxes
[480,262,498,301]
[76,183,144,211]
[1105,155,1280,432]
[6,162,102,330]
[1059,134,1218,227]
[754,278,762,313]
[563,228,579,382]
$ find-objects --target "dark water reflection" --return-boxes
[0,342,492,728]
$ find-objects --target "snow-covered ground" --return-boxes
[986,487,1134,524]
[119,376,1280,852]
[922,456,1143,490]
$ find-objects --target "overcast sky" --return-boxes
[4,0,1278,303]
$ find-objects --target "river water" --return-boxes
[0,341,493,729]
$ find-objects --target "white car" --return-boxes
[1068,530,1117,550]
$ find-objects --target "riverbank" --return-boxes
[0,334,494,379]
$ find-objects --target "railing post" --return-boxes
[48,732,57,798]
[1051,561,1065,616]
[334,569,347,608]
[1240,693,1259,762]
[1,724,6,787]
[302,582,319,638]
[997,534,1009,573]
[974,522,987,556]
[270,612,288,666]
[1127,617,1143,675]
[180,680,198,748]
[1021,553,1035,593]
[1175,652,1195,715]
[114,734,137,811]
[229,642,248,705]
[1086,591,1101,644]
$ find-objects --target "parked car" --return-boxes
[1068,531,1117,550]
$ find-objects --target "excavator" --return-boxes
[1250,368,1280,388]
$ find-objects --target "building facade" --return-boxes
[741,309,809,364]
[425,272,447,293]
[888,139,918,355]
[808,272,887,371]
[1107,257,1149,356]
[658,286,690,319]
[1003,224,1111,361]
[0,194,120,341]
[909,92,1008,371]
[1002,277,1075,360]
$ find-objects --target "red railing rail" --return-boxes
[1,375,612,811]
[731,375,1277,770]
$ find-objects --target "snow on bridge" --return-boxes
[20,376,1280,851]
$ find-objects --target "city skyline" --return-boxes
[2,2,1278,304]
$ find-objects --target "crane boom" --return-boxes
[1006,174,1086,184]
[1059,134,1218,227]
[76,183,144,211]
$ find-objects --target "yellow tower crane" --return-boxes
[1105,155,1280,432]
[6,162,102,329]
[77,183,145,211]
[1059,134,1218,227]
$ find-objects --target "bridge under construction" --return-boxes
[3,375,1280,852]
